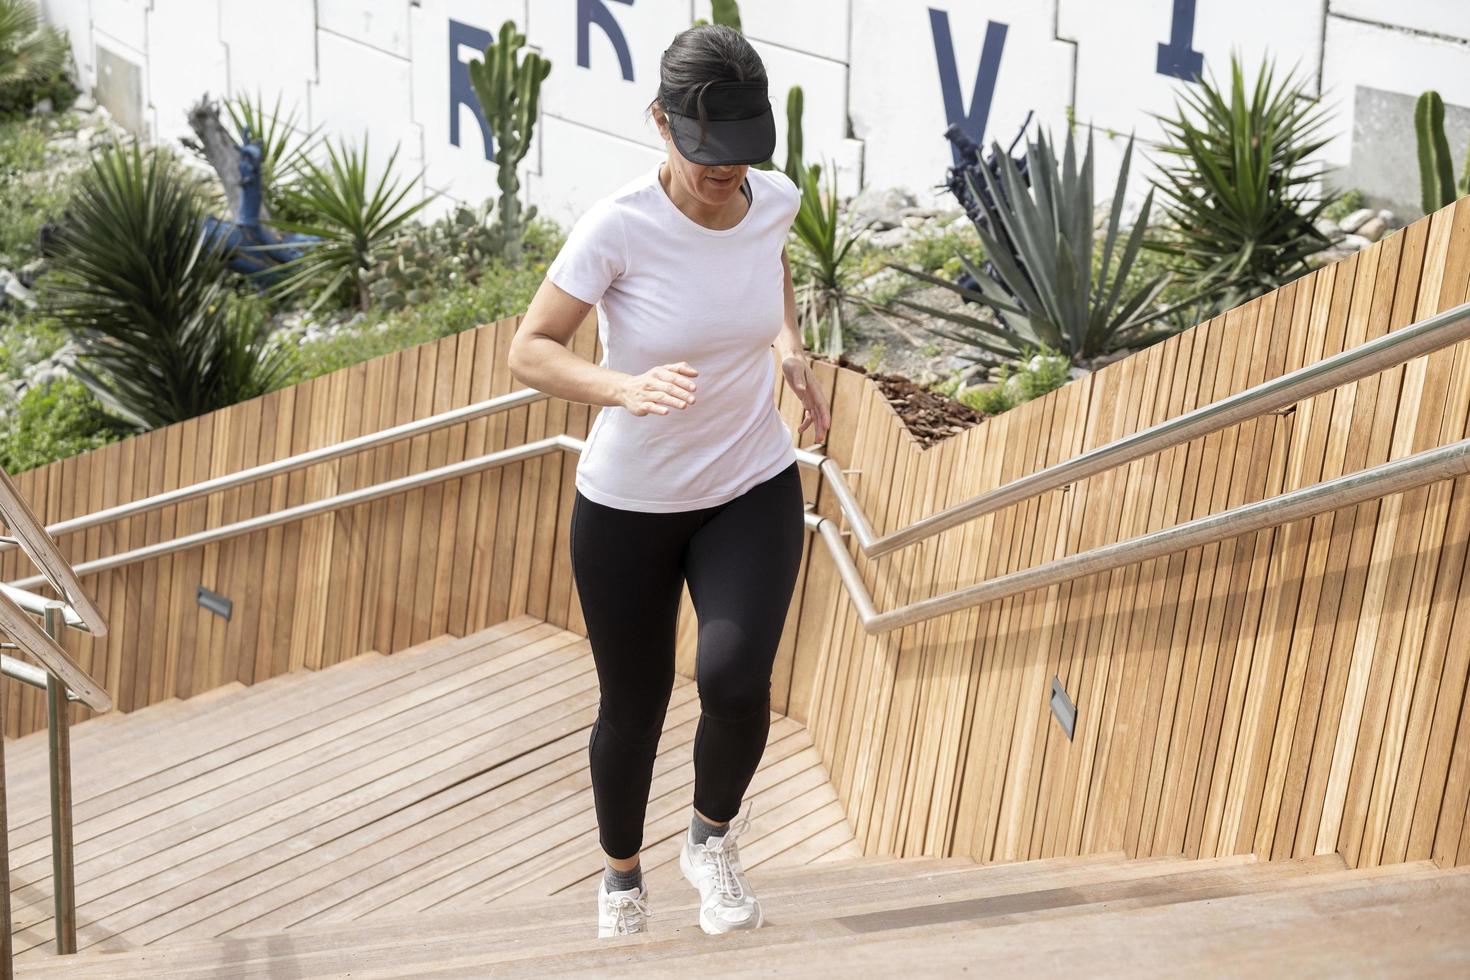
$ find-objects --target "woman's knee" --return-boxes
[595,672,676,744]
[697,624,774,720]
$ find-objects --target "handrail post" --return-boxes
[0,666,12,980]
[42,603,77,955]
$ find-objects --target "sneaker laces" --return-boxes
[607,889,652,935]
[700,802,754,904]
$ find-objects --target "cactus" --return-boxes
[778,85,806,185]
[364,200,504,310]
[694,0,742,29]
[1415,90,1470,215]
[466,19,552,264]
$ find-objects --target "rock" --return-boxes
[1376,208,1394,223]
[920,370,943,386]
[1339,208,1376,234]
[1355,217,1388,242]
[1339,233,1373,251]
[848,185,917,231]
[18,259,45,288]
[857,266,904,292]
[1314,218,1344,241]
[0,270,36,309]
[900,215,927,229]
[33,97,52,115]
[73,92,96,112]
[868,226,912,250]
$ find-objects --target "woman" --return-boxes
[508,23,831,939]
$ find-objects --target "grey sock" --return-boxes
[604,859,643,894]
[689,810,729,847]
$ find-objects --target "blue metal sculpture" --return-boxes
[200,126,320,288]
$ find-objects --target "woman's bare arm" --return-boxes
[508,279,697,416]
[508,279,628,406]
[773,246,805,362]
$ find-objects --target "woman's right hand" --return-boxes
[618,362,699,416]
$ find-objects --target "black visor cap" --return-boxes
[662,79,777,166]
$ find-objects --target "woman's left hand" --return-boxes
[781,355,831,444]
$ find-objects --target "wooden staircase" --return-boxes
[1,615,857,962]
[5,613,1467,976]
[12,850,1468,976]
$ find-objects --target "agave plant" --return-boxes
[43,135,292,430]
[0,0,68,105]
[885,125,1212,366]
[1144,52,1338,309]
[248,131,439,313]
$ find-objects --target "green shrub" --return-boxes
[961,375,1014,416]
[0,376,127,473]
[278,218,559,385]
[0,111,84,263]
[956,344,1072,416]
[1322,187,1363,224]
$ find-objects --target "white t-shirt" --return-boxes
[545,161,802,512]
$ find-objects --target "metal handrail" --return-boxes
[0,582,89,630]
[7,436,569,588]
[0,387,550,552]
[0,466,107,634]
[813,438,1470,633]
[15,298,1464,585]
[0,467,112,970]
[8,298,1470,627]
[830,297,1470,559]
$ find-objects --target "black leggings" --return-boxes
[569,460,806,860]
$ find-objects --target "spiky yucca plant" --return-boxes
[250,132,438,313]
[1145,52,1338,309]
[44,135,291,430]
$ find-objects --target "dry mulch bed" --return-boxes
[821,353,989,449]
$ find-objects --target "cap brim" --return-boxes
[667,107,776,166]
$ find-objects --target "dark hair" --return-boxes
[647,24,766,149]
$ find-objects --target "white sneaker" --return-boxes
[679,800,763,934]
[596,877,652,938]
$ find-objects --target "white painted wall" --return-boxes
[34,1,1470,229]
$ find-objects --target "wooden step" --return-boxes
[17,855,1453,979]
[6,623,571,859]
[608,863,1470,980]
[8,631,605,955]
[5,614,545,799]
[10,854,1122,977]
[381,860,1457,979]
